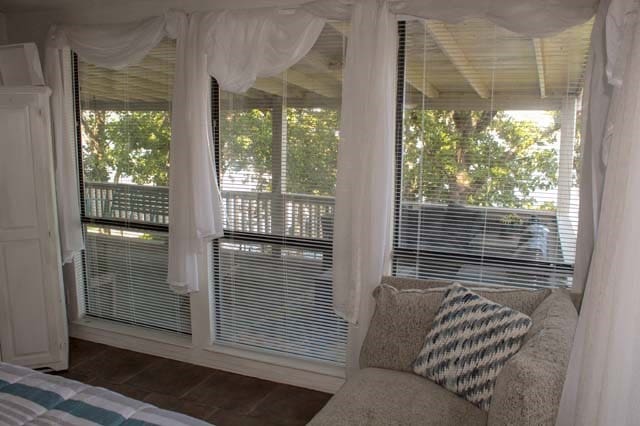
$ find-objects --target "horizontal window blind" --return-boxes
[211,23,348,365]
[393,19,592,288]
[82,225,190,334]
[75,39,190,334]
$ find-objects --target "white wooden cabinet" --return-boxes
[0,86,69,371]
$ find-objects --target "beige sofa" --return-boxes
[309,276,578,426]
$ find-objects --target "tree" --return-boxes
[82,105,561,211]
[286,108,339,196]
[220,109,273,192]
[220,107,339,196]
[82,110,171,186]
[402,110,559,210]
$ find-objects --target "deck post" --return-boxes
[271,84,288,239]
[557,95,578,263]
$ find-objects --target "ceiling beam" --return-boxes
[423,20,490,99]
[405,61,440,98]
[252,78,306,99]
[328,21,439,98]
[532,38,547,98]
[300,51,343,78]
[285,69,342,98]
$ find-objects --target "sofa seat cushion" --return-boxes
[308,368,488,426]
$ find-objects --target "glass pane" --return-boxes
[395,19,592,288]
[83,224,191,335]
[77,39,175,226]
[214,23,348,364]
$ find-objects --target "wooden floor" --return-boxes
[55,338,332,425]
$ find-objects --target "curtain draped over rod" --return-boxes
[557,0,640,424]
[316,0,596,373]
[302,0,597,36]
[331,0,397,373]
[45,8,324,293]
[45,0,596,319]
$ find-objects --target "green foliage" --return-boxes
[220,108,273,192]
[286,108,339,196]
[82,110,170,186]
[402,110,559,210]
[220,107,339,196]
[81,105,561,210]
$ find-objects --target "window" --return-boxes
[393,19,592,288]
[211,23,348,365]
[74,40,191,335]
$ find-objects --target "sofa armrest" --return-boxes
[488,290,577,426]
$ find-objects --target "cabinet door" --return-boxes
[0,91,68,370]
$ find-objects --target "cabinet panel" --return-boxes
[0,240,51,362]
[0,88,68,370]
[0,106,38,230]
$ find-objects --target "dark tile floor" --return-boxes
[54,338,332,425]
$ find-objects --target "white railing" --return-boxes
[84,182,335,239]
[83,182,564,260]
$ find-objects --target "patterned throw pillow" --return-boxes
[412,283,532,411]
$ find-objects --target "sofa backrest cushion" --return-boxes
[487,289,578,426]
[360,281,551,371]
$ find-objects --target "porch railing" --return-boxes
[83,181,565,260]
[83,181,335,239]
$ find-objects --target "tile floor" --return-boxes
[54,338,332,425]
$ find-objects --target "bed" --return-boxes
[0,362,212,425]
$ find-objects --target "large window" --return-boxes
[74,40,191,335]
[211,23,348,365]
[393,19,592,288]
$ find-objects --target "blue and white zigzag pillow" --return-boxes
[412,283,532,411]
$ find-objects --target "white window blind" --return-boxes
[75,39,191,335]
[211,23,348,365]
[393,19,592,288]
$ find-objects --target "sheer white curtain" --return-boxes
[324,0,596,370]
[168,7,324,293]
[44,14,177,264]
[304,0,597,36]
[571,0,613,293]
[44,47,83,264]
[45,8,324,294]
[557,0,640,424]
[331,0,397,370]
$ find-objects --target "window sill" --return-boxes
[204,342,346,380]
[71,317,193,349]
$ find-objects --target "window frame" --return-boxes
[390,21,575,286]
[72,52,171,235]
[209,79,338,352]
[71,52,193,336]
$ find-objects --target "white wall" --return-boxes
[4,0,311,58]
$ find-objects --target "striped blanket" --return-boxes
[0,363,212,425]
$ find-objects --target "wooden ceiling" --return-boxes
[78,17,593,112]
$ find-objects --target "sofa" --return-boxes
[309,276,578,426]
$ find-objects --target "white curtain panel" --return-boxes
[44,8,325,293]
[44,14,177,265]
[332,0,397,370]
[557,0,640,424]
[197,8,325,93]
[571,0,613,293]
[304,0,597,36]
[326,0,596,367]
[165,11,223,294]
[47,16,169,69]
[167,8,324,293]
[43,47,83,263]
